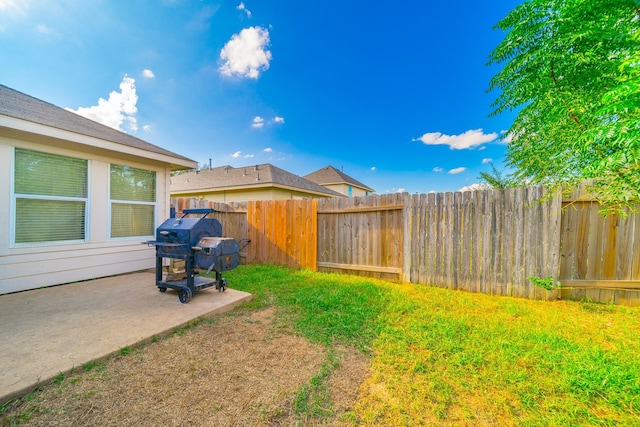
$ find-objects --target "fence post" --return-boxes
[402,192,412,282]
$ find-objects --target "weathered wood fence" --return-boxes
[172,185,640,306]
[559,187,640,305]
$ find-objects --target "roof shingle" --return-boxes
[0,84,194,164]
[171,164,345,197]
[303,165,374,192]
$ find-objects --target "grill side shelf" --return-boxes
[142,241,189,248]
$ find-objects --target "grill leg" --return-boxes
[186,255,195,295]
[155,256,163,285]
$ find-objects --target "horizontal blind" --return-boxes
[110,164,156,238]
[16,199,86,243]
[14,149,88,244]
[110,165,155,202]
[111,203,155,238]
[15,148,87,198]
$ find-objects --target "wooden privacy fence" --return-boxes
[171,186,640,306]
[405,187,561,300]
[559,186,640,305]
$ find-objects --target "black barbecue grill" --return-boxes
[143,208,246,303]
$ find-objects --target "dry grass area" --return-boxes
[1,307,370,426]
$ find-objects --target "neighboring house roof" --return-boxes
[303,165,374,192]
[171,164,345,198]
[0,84,195,169]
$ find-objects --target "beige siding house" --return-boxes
[304,165,374,197]
[171,164,344,202]
[0,85,196,294]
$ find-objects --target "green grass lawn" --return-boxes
[225,264,640,426]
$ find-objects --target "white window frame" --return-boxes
[108,163,157,240]
[11,147,90,247]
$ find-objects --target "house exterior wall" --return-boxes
[172,187,334,202]
[0,134,173,294]
[322,183,370,197]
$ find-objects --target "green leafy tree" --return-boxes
[478,161,519,188]
[488,0,640,216]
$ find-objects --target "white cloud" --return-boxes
[237,2,251,17]
[252,116,264,128]
[143,125,151,132]
[413,129,498,150]
[66,75,138,133]
[385,188,406,194]
[500,130,514,144]
[142,69,155,78]
[448,167,467,175]
[36,24,54,34]
[187,5,219,31]
[459,183,491,192]
[482,158,493,164]
[0,0,25,15]
[219,26,271,79]
[371,166,376,171]
[263,147,272,152]
[433,167,443,173]
[232,151,242,158]
[252,115,283,128]
[244,154,254,158]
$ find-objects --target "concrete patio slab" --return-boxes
[0,271,252,404]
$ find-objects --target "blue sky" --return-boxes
[0,0,522,194]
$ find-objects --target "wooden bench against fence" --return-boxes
[172,185,640,306]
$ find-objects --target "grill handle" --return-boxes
[181,208,215,219]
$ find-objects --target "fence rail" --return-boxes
[171,185,640,306]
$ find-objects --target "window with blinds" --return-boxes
[110,164,156,238]
[13,148,88,245]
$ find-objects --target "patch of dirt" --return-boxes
[1,308,371,426]
[328,346,370,416]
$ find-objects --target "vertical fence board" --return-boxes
[586,199,602,279]
[502,188,514,296]
[481,190,492,294]
[560,188,579,281]
[460,191,471,292]
[632,212,640,280]
[511,188,525,297]
[471,190,483,294]
[452,192,462,290]
[436,193,445,286]
[616,209,634,280]
[409,194,419,282]
[427,192,436,285]
[492,189,504,295]
[602,215,618,280]
[574,200,591,280]
[523,187,538,298]
[549,190,562,291]
[444,192,453,289]
[418,193,427,285]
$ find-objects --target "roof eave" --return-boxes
[321,181,375,192]
[171,182,345,198]
[0,114,197,169]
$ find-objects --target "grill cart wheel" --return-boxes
[158,287,167,293]
[178,288,192,304]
